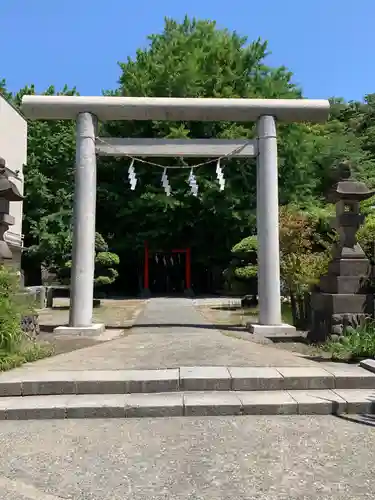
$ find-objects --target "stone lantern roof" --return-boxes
[0,157,23,202]
[326,160,375,203]
[0,157,24,260]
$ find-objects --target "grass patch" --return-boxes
[0,342,54,372]
[238,303,293,324]
[322,320,375,361]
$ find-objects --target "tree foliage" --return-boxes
[1,16,375,293]
[227,206,332,299]
[279,206,331,297]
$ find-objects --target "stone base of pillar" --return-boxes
[53,323,105,336]
[246,322,298,339]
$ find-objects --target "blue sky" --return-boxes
[1,0,374,101]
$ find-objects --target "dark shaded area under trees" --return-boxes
[2,16,375,296]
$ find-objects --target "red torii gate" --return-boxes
[143,241,191,294]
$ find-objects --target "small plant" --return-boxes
[323,319,375,360]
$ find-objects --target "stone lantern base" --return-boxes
[310,257,374,342]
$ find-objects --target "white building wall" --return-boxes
[0,94,26,260]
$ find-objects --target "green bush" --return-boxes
[59,233,120,291]
[233,264,257,280]
[0,266,19,298]
[95,252,120,268]
[0,266,39,352]
[95,232,109,252]
[0,266,53,370]
[231,236,258,255]
[94,250,119,290]
[226,205,332,305]
[0,266,24,352]
[224,235,258,296]
[358,212,375,258]
[279,205,331,297]
[323,319,375,360]
[0,299,22,351]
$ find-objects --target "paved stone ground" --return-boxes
[21,298,318,370]
[0,415,374,499]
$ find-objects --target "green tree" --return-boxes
[97,16,307,284]
[3,17,374,295]
[278,205,331,298]
[0,82,78,279]
[228,206,332,298]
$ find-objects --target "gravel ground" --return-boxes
[0,415,374,499]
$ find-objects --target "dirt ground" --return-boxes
[36,298,145,356]
[197,304,329,359]
[38,298,145,330]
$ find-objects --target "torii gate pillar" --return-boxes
[57,112,104,335]
[249,115,295,336]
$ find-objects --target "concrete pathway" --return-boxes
[0,415,374,499]
[21,298,318,371]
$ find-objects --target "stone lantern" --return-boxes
[0,156,23,262]
[310,161,375,341]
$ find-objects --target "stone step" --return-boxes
[0,389,374,420]
[0,364,375,396]
[360,359,375,373]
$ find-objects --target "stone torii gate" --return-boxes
[22,96,330,335]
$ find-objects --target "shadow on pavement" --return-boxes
[40,324,131,332]
[334,413,375,428]
[39,322,246,333]
[130,322,246,331]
